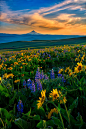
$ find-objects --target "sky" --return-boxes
[0,0,86,35]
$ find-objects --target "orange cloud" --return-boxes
[0,0,86,35]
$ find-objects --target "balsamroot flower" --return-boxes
[49,89,59,101]
[74,62,82,73]
[47,108,58,119]
[58,91,67,104]
[58,69,63,74]
[0,77,2,83]
[37,89,46,109]
[77,62,82,71]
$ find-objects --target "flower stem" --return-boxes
[50,101,65,129]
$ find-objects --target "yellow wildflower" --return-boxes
[14,79,20,83]
[47,108,58,119]
[0,65,2,69]
[0,77,2,83]
[59,96,67,104]
[77,62,82,71]
[5,64,7,66]
[58,69,63,74]
[3,67,6,70]
[85,66,86,71]
[49,89,59,101]
[21,53,23,56]
[3,73,7,79]
[8,67,13,70]
[37,90,46,109]
[14,62,18,65]
[8,73,14,78]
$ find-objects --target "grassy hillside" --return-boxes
[0,36,86,51]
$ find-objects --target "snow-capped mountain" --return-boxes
[26,30,41,35]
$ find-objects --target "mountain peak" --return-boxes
[31,30,36,33]
[29,30,38,34]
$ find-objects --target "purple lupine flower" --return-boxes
[49,54,51,59]
[27,79,32,89]
[31,81,36,92]
[49,54,51,58]
[23,80,26,88]
[50,69,55,79]
[17,100,23,113]
[44,74,49,80]
[36,80,42,90]
[58,73,62,77]
[43,53,45,56]
[62,76,66,83]
[35,67,41,83]
[64,50,66,53]
[40,70,44,79]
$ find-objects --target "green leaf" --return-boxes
[0,108,11,120]
[36,120,43,128]
[79,87,83,91]
[68,97,78,113]
[33,115,40,120]
[60,108,68,122]
[5,92,10,97]
[80,77,85,84]
[70,114,77,125]
[9,92,17,105]
[76,112,83,125]
[58,103,61,112]
[24,108,31,117]
[0,85,10,97]
[0,85,4,91]
[46,120,55,128]
[37,107,46,118]
[52,116,62,127]
[14,118,31,129]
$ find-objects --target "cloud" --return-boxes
[38,25,63,30]
[0,0,86,35]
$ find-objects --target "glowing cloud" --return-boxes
[0,0,86,35]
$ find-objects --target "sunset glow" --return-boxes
[0,0,86,35]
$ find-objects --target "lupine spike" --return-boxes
[40,70,44,79]
[44,74,49,80]
[37,80,42,91]
[50,69,55,79]
[35,67,41,83]
[31,81,36,92]
[23,80,26,88]
[27,79,32,89]
[17,100,23,113]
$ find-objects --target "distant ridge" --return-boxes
[0,36,86,50]
[0,32,86,44]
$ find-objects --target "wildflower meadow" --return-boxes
[0,44,86,129]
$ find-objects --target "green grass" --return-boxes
[0,36,86,51]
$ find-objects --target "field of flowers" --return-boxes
[0,44,86,129]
